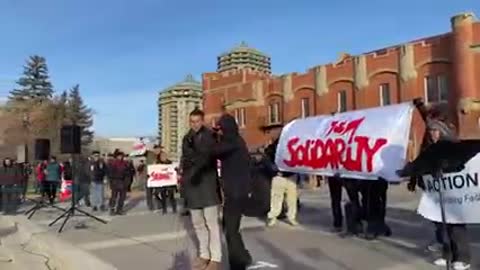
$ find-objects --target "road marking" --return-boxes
[247,261,279,269]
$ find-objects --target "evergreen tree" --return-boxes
[66,85,94,145]
[10,55,53,101]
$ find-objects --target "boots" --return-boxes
[205,261,221,270]
[192,257,209,270]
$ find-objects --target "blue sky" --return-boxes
[0,0,478,137]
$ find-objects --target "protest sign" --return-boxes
[417,153,480,224]
[275,103,414,182]
[147,163,179,188]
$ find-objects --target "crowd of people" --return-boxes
[0,103,474,270]
[0,147,179,217]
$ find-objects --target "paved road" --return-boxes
[20,185,480,270]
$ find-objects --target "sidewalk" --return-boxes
[16,185,480,269]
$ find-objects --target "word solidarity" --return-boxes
[283,117,388,172]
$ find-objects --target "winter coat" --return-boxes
[107,159,128,189]
[145,151,158,165]
[126,161,136,180]
[74,157,92,184]
[90,160,107,183]
[264,137,295,178]
[63,162,73,180]
[180,127,221,209]
[243,156,274,217]
[45,162,62,182]
[36,163,46,182]
[0,160,22,185]
[215,114,251,202]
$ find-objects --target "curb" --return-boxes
[3,215,118,270]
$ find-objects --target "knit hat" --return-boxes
[427,119,456,141]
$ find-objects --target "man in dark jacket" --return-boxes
[181,109,222,270]
[215,114,253,270]
[0,158,22,214]
[90,151,107,211]
[72,156,92,207]
[245,151,276,217]
[107,152,129,215]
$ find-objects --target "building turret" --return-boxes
[217,42,271,74]
[158,74,202,160]
[451,12,477,103]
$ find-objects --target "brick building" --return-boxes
[203,12,480,151]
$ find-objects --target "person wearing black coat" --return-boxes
[244,152,276,217]
[215,113,253,270]
[180,109,222,270]
[0,158,22,214]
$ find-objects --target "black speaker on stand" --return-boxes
[48,125,107,233]
[25,139,67,219]
[34,139,50,161]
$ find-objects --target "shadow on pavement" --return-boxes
[296,202,480,269]
[255,238,318,270]
[123,194,145,213]
[168,250,192,270]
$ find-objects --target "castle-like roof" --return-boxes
[162,74,202,93]
[219,41,269,58]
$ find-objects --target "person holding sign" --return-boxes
[145,145,163,211]
[181,109,222,270]
[420,120,471,270]
[157,151,177,214]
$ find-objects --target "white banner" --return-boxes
[147,163,179,188]
[417,154,480,224]
[275,103,414,182]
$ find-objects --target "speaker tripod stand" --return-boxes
[24,197,66,220]
[48,153,107,233]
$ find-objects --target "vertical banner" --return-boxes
[275,103,414,182]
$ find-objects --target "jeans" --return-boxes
[361,180,390,235]
[74,182,91,206]
[109,187,126,212]
[328,178,343,228]
[42,181,58,204]
[441,224,470,263]
[224,200,252,270]
[343,179,363,233]
[90,182,105,208]
[267,176,298,221]
[190,205,222,262]
[146,187,162,210]
[159,186,177,213]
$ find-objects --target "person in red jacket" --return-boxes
[107,152,129,215]
[35,160,47,196]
